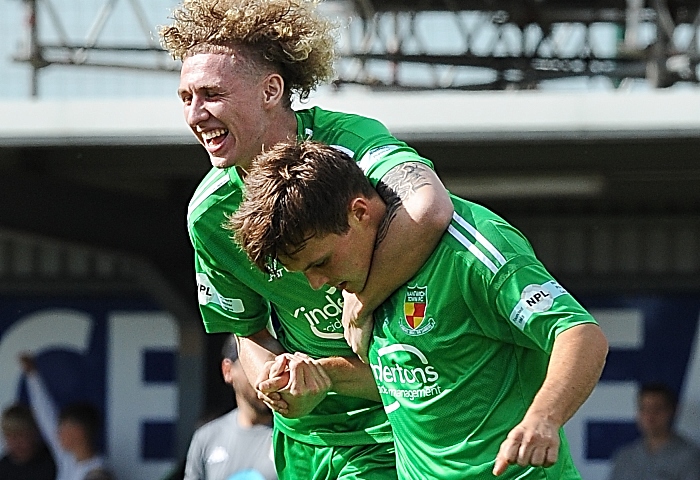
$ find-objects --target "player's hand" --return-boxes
[492,411,560,476]
[256,354,291,413]
[341,291,374,363]
[275,352,332,418]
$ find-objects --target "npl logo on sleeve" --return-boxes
[0,297,179,480]
[509,281,567,329]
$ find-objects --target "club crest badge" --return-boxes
[265,258,285,282]
[401,285,435,336]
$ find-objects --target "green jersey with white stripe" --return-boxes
[369,195,596,479]
[188,107,432,446]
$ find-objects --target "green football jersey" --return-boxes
[188,107,433,446]
[369,196,596,479]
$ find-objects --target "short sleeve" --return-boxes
[493,261,597,353]
[357,145,434,188]
[192,232,271,337]
[449,207,597,353]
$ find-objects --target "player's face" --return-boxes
[178,53,271,169]
[279,225,375,294]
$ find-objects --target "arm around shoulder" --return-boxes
[343,163,453,359]
[357,162,453,313]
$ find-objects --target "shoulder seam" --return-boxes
[187,172,230,226]
[447,212,506,275]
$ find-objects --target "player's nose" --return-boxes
[304,272,328,291]
[186,96,209,127]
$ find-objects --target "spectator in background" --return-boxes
[184,334,276,480]
[0,403,56,480]
[609,382,700,480]
[18,354,115,480]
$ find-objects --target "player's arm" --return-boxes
[258,351,381,418]
[236,328,286,398]
[237,329,319,417]
[344,162,453,359]
[493,322,608,476]
[243,328,379,418]
[238,328,286,372]
[194,231,379,414]
[18,354,67,463]
[317,355,381,401]
[191,229,285,393]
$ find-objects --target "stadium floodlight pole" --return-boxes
[18,0,48,97]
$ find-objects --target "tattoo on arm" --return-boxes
[378,162,432,202]
[374,162,433,247]
[375,194,399,247]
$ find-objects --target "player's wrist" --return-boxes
[522,406,564,429]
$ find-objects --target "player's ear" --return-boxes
[348,197,370,226]
[262,73,285,107]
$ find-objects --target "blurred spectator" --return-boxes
[183,334,276,480]
[609,382,700,480]
[0,403,56,480]
[19,354,116,480]
[161,411,221,480]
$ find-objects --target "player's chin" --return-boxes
[208,153,235,169]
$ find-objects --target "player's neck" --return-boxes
[265,107,298,150]
[370,195,389,245]
[236,110,297,175]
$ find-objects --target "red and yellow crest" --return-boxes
[404,286,428,329]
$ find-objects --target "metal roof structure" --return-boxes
[335,0,700,89]
[13,0,700,94]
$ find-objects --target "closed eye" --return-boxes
[205,89,220,99]
[307,258,328,272]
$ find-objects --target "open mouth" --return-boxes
[201,128,229,148]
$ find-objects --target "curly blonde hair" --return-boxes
[160,0,337,100]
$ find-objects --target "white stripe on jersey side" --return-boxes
[189,170,226,210]
[447,225,499,274]
[451,212,507,266]
[384,401,400,414]
[187,173,229,225]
